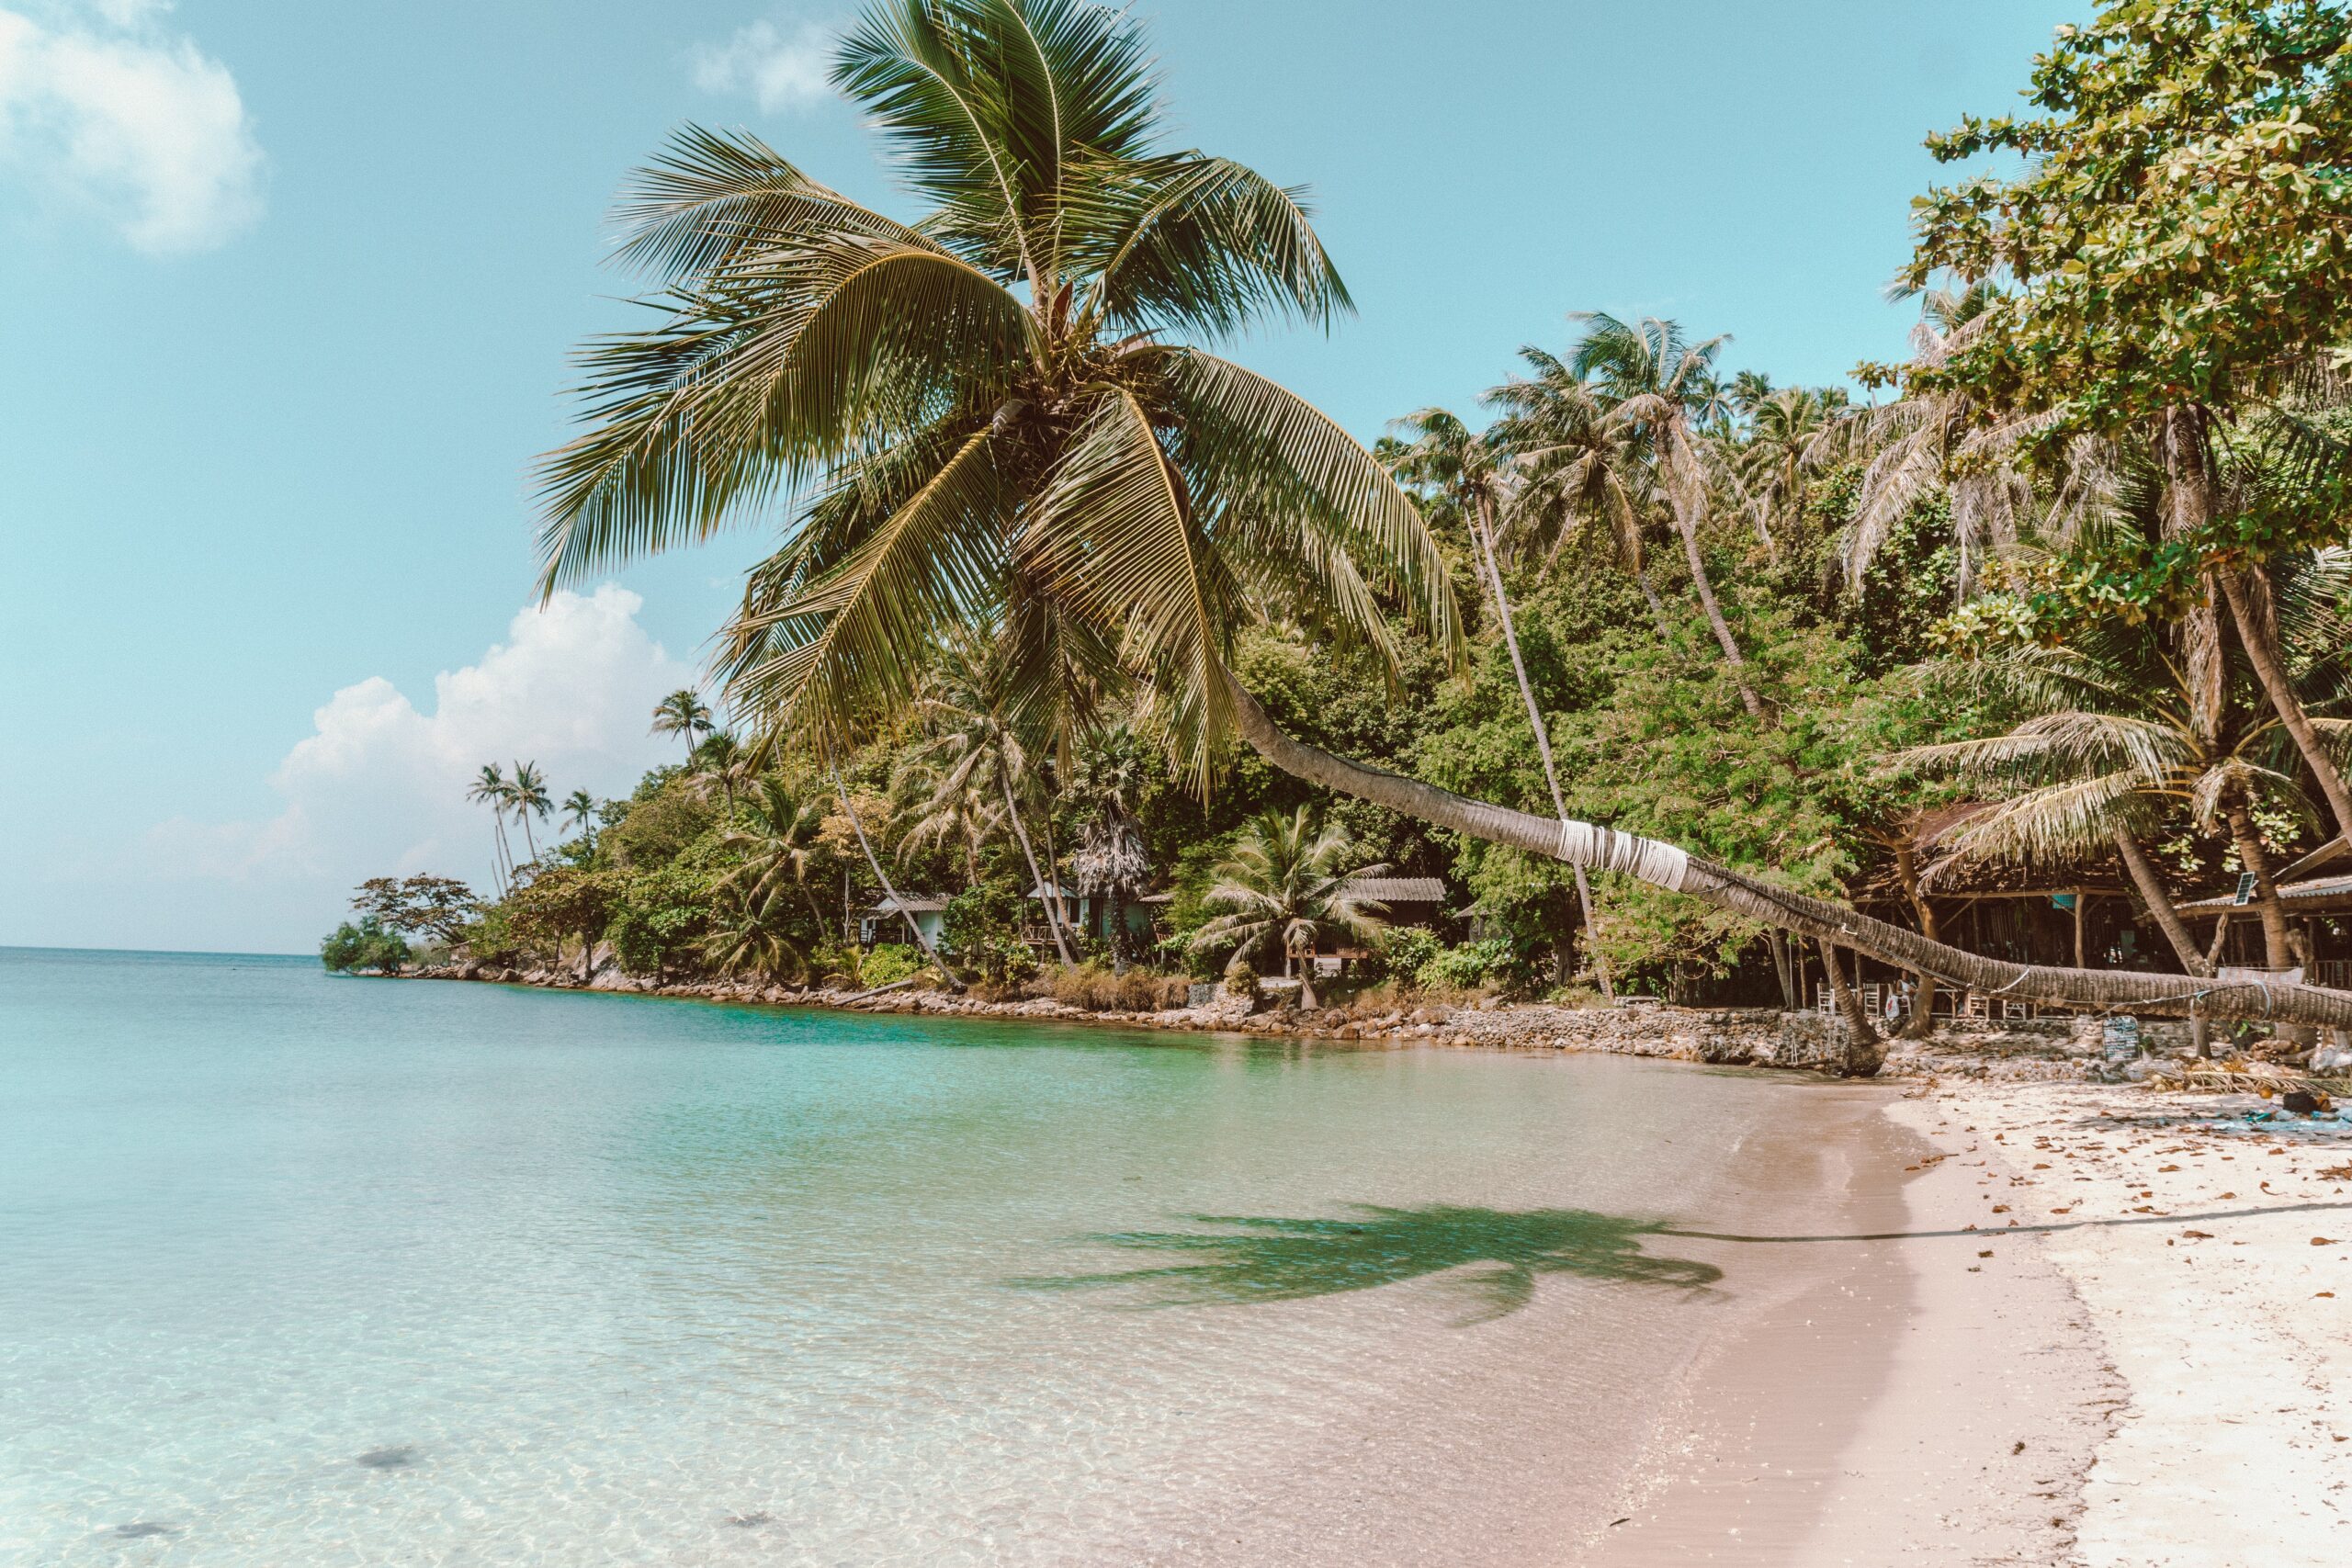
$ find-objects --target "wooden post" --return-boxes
[2073,892,2087,969]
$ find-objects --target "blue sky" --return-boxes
[0,0,2080,953]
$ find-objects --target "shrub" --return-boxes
[1367,927,1442,987]
[1417,937,1513,993]
[861,942,924,987]
[320,917,411,976]
[943,884,1035,985]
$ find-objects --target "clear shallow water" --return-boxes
[1,949,1872,1566]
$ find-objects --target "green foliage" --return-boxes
[350,874,481,942]
[861,942,925,987]
[320,917,411,976]
[1416,937,1514,993]
[942,882,1035,985]
[505,865,620,972]
[607,865,712,982]
[1905,0,2352,429]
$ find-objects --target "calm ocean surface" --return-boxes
[0,948,1876,1566]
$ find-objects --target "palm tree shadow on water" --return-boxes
[1010,1206,1722,1326]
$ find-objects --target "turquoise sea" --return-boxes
[0,948,1877,1565]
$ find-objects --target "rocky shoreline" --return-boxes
[399,962,2135,1082]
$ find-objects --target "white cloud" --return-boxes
[692,17,835,114]
[0,1,262,253]
[146,587,696,931]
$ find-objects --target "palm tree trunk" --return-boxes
[1891,841,1939,1038]
[1634,568,1673,640]
[999,766,1075,965]
[2224,798,2293,970]
[1667,429,1763,717]
[1470,497,1615,1001]
[1222,671,2352,1028]
[1815,939,1885,1077]
[2218,566,2352,846]
[1039,799,1080,955]
[2111,827,2208,976]
[828,754,964,990]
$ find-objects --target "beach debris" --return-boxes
[2314,1237,2340,1247]
[2183,1230,2214,1239]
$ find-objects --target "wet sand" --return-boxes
[1582,1080,2117,1566]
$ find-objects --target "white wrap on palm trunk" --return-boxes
[1556,820,1690,892]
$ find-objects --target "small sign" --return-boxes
[2233,871,2256,907]
[2102,1015,2141,1062]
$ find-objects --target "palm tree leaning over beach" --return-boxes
[509,761,552,864]
[650,689,714,765]
[529,0,2352,1045]
[469,763,514,890]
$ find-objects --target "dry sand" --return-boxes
[1898,1079,2352,1565]
[1582,1075,2352,1564]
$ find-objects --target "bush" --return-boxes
[943,884,1035,984]
[861,942,924,987]
[320,917,411,975]
[1417,937,1514,994]
[1367,927,1442,987]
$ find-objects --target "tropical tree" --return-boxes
[691,730,751,815]
[901,627,1076,963]
[1569,313,1761,715]
[1899,623,2312,976]
[1068,721,1150,970]
[1188,807,1389,1007]
[351,874,481,943]
[650,689,715,763]
[717,775,832,927]
[1904,0,2352,846]
[510,761,552,863]
[1729,384,1843,563]
[527,0,2352,1041]
[563,788,600,837]
[468,763,515,889]
[1388,406,1613,998]
[1824,281,2042,599]
[1483,349,1672,633]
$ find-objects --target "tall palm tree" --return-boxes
[1189,807,1390,1007]
[650,689,714,764]
[1728,385,1842,563]
[1813,282,2040,599]
[468,763,514,889]
[525,0,2352,1039]
[893,754,1004,886]
[509,760,552,863]
[1569,312,1761,716]
[1482,349,1672,634]
[691,730,752,815]
[903,626,1075,962]
[1388,407,1613,999]
[563,789,599,837]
